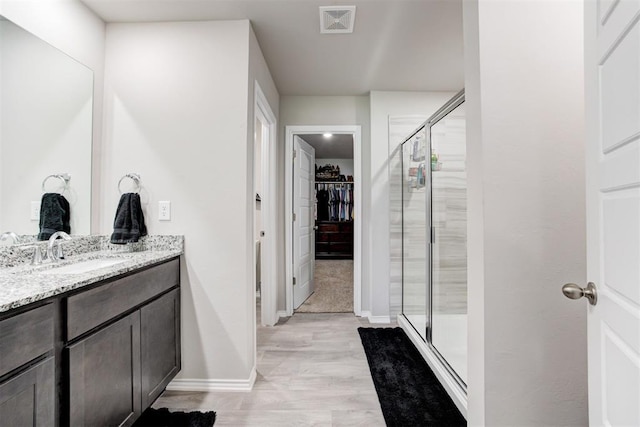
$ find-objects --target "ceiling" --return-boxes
[80,0,464,96]
[300,134,354,158]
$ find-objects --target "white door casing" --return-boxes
[254,81,277,327]
[585,1,640,425]
[284,125,362,317]
[293,136,315,309]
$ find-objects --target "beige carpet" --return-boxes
[296,259,354,313]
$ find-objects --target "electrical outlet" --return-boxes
[30,201,41,221]
[159,201,171,221]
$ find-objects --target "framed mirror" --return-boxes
[0,16,93,243]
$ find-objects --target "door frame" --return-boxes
[285,125,362,316]
[254,82,277,326]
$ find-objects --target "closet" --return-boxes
[314,181,353,259]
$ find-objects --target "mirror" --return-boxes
[0,16,93,243]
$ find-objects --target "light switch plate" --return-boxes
[30,201,41,221]
[159,201,171,221]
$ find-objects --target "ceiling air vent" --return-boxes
[319,6,356,34]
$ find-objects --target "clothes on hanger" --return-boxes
[316,186,330,221]
[314,182,354,222]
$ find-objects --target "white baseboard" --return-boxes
[276,310,288,320]
[360,311,392,324]
[167,368,257,392]
[398,315,467,418]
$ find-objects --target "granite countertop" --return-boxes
[0,237,183,313]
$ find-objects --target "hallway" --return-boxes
[296,260,354,313]
[154,313,388,426]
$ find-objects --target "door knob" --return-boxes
[562,282,598,306]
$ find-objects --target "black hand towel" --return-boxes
[110,193,148,244]
[37,193,71,241]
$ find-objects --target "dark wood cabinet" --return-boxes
[66,259,180,427]
[315,221,353,259]
[0,304,54,378]
[141,288,180,408]
[0,303,55,427]
[0,257,180,427]
[68,312,141,427]
[0,357,55,427]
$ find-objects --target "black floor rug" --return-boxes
[358,327,466,427]
[133,407,216,427]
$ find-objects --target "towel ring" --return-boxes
[42,173,70,194]
[118,173,141,194]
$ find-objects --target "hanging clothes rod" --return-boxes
[315,181,354,184]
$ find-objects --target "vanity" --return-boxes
[0,237,183,427]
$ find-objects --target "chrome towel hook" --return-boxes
[42,173,71,194]
[118,173,141,194]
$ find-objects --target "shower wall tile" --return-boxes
[389,111,468,320]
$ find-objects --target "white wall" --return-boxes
[0,0,106,233]
[102,20,276,384]
[278,96,370,311]
[462,0,485,422]
[247,22,279,349]
[464,1,587,425]
[370,91,456,319]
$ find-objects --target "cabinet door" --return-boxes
[0,357,55,427]
[141,289,180,408]
[68,312,141,427]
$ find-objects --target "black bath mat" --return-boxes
[358,327,466,427]
[133,407,216,427]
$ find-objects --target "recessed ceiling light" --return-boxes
[323,133,333,138]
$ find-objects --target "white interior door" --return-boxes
[584,1,640,425]
[293,136,315,309]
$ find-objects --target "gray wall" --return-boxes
[463,0,587,424]
[101,20,278,384]
[278,96,370,312]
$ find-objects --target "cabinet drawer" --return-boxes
[340,223,353,232]
[331,233,352,243]
[67,258,179,340]
[317,223,339,232]
[0,304,54,378]
[330,242,352,252]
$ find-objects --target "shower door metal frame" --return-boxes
[399,90,467,393]
[425,89,466,391]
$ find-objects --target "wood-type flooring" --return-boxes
[154,311,391,426]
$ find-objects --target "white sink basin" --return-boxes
[39,258,127,274]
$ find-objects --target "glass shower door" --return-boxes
[401,128,429,341]
[400,92,468,391]
[430,101,467,385]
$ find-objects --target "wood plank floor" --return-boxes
[154,312,391,426]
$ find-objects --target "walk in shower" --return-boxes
[399,91,467,403]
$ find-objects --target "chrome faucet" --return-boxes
[0,231,19,244]
[47,231,72,262]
